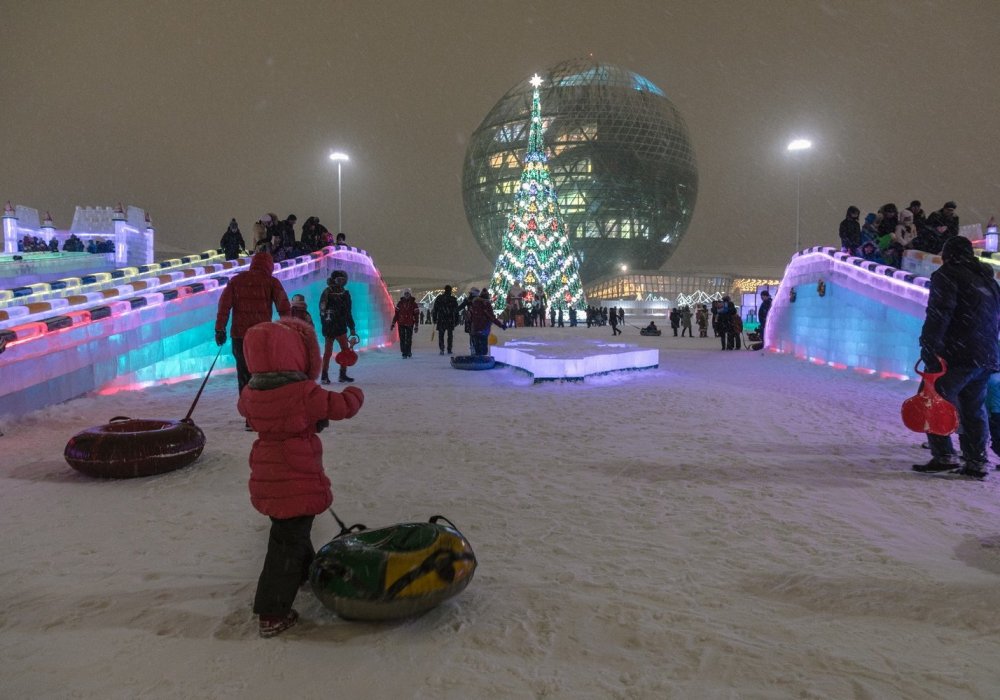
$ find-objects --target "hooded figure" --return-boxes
[215,251,291,396]
[390,288,420,358]
[220,219,246,260]
[915,234,1000,477]
[237,317,364,637]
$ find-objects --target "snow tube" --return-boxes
[639,329,662,336]
[64,417,206,478]
[450,355,495,370]
[310,516,477,621]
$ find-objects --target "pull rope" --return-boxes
[183,346,224,422]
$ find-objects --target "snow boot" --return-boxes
[320,371,331,385]
[912,455,963,473]
[338,367,354,383]
[258,609,299,638]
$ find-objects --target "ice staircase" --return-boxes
[0,245,397,418]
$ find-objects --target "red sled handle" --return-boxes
[914,355,947,382]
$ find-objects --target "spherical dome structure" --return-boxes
[463,59,698,282]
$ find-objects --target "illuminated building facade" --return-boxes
[463,58,698,282]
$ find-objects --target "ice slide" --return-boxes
[0,246,397,419]
[764,246,1000,380]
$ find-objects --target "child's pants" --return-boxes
[253,515,315,617]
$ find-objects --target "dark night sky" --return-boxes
[3,1,998,281]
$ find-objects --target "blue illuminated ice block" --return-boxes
[0,246,396,418]
[765,247,947,380]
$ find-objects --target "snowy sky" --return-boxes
[2,1,999,279]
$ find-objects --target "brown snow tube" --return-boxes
[64,416,206,479]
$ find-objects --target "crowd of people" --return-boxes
[219,214,346,262]
[838,199,962,267]
[16,233,112,254]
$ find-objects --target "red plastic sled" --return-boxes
[900,357,959,436]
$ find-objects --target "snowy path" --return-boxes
[2,323,999,699]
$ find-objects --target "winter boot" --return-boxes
[258,609,299,638]
[912,455,963,473]
[320,371,331,385]
[338,366,354,383]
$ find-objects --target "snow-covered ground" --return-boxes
[3,322,1000,699]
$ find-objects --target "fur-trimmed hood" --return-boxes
[243,318,322,380]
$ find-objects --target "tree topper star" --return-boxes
[529,74,544,88]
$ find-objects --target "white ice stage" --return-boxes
[492,337,659,381]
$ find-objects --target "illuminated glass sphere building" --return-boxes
[462,58,698,282]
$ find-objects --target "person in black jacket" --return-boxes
[220,219,246,260]
[431,285,459,355]
[318,270,357,384]
[757,290,773,346]
[913,236,1000,477]
[838,206,861,254]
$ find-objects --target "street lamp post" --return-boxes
[328,151,350,234]
[786,138,812,252]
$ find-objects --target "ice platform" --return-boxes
[491,336,659,382]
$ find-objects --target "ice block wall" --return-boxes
[0,246,396,418]
[765,247,939,379]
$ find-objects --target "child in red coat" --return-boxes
[238,317,364,637]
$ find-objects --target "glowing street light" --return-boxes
[786,138,812,252]
[329,151,350,234]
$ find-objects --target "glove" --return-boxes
[342,385,364,415]
[920,347,942,373]
[215,330,226,346]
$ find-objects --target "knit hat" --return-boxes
[468,287,480,297]
[479,288,490,298]
[944,201,958,210]
[941,235,973,262]
[864,213,877,225]
[402,288,412,297]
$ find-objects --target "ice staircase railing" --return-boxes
[0,251,233,327]
[0,249,227,312]
[0,245,371,350]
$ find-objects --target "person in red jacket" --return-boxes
[389,288,420,358]
[215,252,291,399]
[238,317,364,638]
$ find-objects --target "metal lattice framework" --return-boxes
[463,58,698,283]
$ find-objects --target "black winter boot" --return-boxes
[338,366,354,383]
[320,371,330,385]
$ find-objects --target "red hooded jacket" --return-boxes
[216,252,291,339]
[237,318,364,519]
[391,295,420,327]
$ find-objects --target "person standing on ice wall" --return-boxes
[215,251,291,399]
[237,317,364,638]
[913,235,1000,478]
[318,270,356,384]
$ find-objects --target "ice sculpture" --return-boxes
[0,245,397,418]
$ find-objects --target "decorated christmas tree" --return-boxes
[488,75,586,312]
